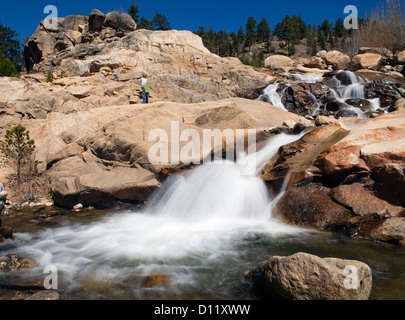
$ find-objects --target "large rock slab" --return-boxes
[1,97,301,209]
[370,218,405,246]
[264,55,294,72]
[245,252,373,300]
[352,53,384,71]
[324,51,351,70]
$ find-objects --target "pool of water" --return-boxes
[1,209,404,300]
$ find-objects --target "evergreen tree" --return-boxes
[236,26,245,45]
[0,51,18,77]
[257,17,271,43]
[334,18,345,38]
[127,1,140,24]
[318,33,327,51]
[1,124,35,186]
[0,22,23,70]
[273,15,306,56]
[245,16,257,48]
[137,17,154,30]
[152,13,171,31]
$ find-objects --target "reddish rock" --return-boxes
[370,218,405,246]
[331,183,405,218]
[273,183,352,229]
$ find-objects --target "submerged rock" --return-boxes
[24,290,60,300]
[0,254,34,273]
[245,252,373,300]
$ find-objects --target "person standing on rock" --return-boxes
[113,69,119,81]
[0,183,7,202]
[141,73,149,104]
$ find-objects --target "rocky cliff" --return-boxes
[23,9,272,104]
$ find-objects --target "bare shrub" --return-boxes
[347,0,405,55]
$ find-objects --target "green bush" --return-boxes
[0,51,18,77]
[46,71,54,83]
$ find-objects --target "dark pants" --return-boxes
[142,87,149,103]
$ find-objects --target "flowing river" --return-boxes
[1,134,404,300]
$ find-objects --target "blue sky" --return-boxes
[1,0,381,43]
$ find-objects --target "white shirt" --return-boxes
[141,78,148,86]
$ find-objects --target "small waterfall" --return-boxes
[259,82,287,111]
[8,133,307,299]
[337,71,365,100]
[151,133,303,222]
[259,70,387,118]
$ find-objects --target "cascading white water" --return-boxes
[6,133,309,299]
[260,70,383,118]
[259,83,288,111]
[337,71,365,99]
[150,133,304,222]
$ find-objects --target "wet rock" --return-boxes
[326,101,345,112]
[370,218,405,246]
[273,183,352,230]
[335,109,360,119]
[315,145,370,187]
[245,252,373,300]
[141,272,169,288]
[371,164,405,207]
[345,99,372,111]
[0,226,13,241]
[262,123,349,190]
[0,254,34,273]
[331,183,405,218]
[365,83,402,109]
[25,290,60,300]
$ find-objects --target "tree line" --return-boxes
[127,1,171,31]
[194,15,367,61]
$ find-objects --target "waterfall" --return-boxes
[338,71,365,100]
[8,133,307,300]
[259,82,288,111]
[260,70,386,118]
[150,133,303,222]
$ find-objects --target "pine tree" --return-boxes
[0,22,23,70]
[0,51,18,77]
[152,13,171,31]
[137,17,154,30]
[127,1,140,24]
[257,18,271,43]
[334,18,345,38]
[1,124,35,186]
[273,15,304,56]
[245,17,257,48]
